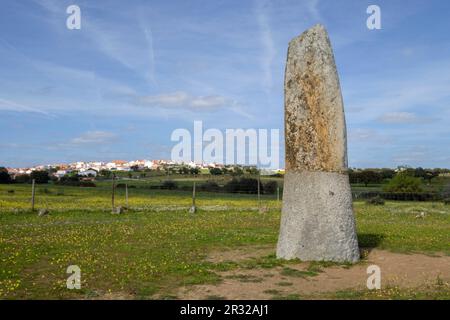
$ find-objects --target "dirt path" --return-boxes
[176,246,450,299]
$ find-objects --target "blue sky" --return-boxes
[1,0,450,168]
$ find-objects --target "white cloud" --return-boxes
[70,131,117,145]
[348,128,391,143]
[0,98,49,115]
[134,91,230,111]
[33,0,155,85]
[255,0,276,91]
[305,0,321,21]
[378,112,419,124]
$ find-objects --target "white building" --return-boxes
[78,169,98,177]
[55,170,72,178]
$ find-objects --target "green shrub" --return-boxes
[383,172,423,193]
[0,167,12,184]
[199,181,220,192]
[15,174,30,184]
[55,180,95,187]
[209,168,223,175]
[30,170,50,184]
[224,178,261,194]
[161,180,178,190]
[443,198,450,205]
[441,183,450,199]
[263,181,278,194]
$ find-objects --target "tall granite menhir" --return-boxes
[277,24,360,262]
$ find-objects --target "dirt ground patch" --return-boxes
[176,247,450,299]
[205,245,275,263]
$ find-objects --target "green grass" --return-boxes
[331,283,450,300]
[280,267,319,278]
[0,183,449,299]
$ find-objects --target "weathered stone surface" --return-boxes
[277,24,359,262]
[277,171,359,262]
[284,24,347,173]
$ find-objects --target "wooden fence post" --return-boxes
[189,181,196,213]
[257,174,261,210]
[125,183,129,208]
[111,174,116,212]
[31,179,36,211]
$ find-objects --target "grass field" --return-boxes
[0,182,449,299]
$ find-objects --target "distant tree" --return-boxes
[0,167,12,184]
[224,178,260,194]
[58,175,80,184]
[30,170,50,184]
[189,167,200,175]
[360,170,382,186]
[244,166,260,175]
[424,170,439,184]
[130,165,139,172]
[178,166,189,175]
[349,170,382,186]
[99,169,111,178]
[383,172,423,193]
[410,167,438,184]
[55,175,84,186]
[232,166,244,176]
[441,182,450,199]
[380,168,396,180]
[209,168,223,175]
[263,180,278,194]
[224,178,239,193]
[162,180,178,190]
[15,174,30,184]
[199,180,220,192]
[413,167,426,179]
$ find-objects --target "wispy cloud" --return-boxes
[70,131,117,145]
[378,112,420,124]
[33,0,155,86]
[138,12,156,87]
[0,98,50,115]
[255,0,276,91]
[134,91,229,111]
[345,60,450,125]
[305,0,321,21]
[348,128,391,144]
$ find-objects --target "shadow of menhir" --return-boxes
[357,233,385,254]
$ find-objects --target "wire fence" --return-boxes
[5,176,446,214]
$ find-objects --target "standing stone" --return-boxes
[276,24,360,263]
